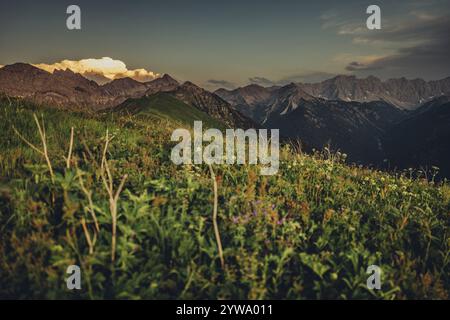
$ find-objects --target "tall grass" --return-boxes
[0,98,448,299]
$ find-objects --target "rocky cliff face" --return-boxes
[169,81,256,129]
[262,83,316,122]
[215,84,279,123]
[102,77,148,99]
[145,74,180,95]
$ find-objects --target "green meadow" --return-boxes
[0,96,448,299]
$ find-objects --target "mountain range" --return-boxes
[1,63,449,177]
[215,75,450,176]
[0,63,254,129]
[215,75,450,114]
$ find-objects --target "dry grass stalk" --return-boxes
[100,129,128,263]
[208,164,225,269]
[76,166,100,233]
[65,127,74,169]
[12,113,55,182]
[81,217,95,254]
[80,130,98,167]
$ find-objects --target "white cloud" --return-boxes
[33,57,160,84]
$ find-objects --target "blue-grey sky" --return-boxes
[0,0,449,89]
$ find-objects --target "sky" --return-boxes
[0,0,449,90]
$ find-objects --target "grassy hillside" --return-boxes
[113,93,227,129]
[0,97,449,299]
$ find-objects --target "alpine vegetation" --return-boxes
[171,121,280,175]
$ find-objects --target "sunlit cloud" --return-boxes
[33,57,160,84]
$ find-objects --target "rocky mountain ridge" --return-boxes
[0,63,254,128]
[216,75,450,114]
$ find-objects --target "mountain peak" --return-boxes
[144,73,180,95]
[54,68,75,74]
[278,82,315,100]
[52,68,96,85]
[2,63,47,74]
[101,76,148,99]
[181,81,201,89]
[108,77,140,85]
[146,74,179,86]
[102,77,146,90]
[161,74,177,82]
[53,68,79,78]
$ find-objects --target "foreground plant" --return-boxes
[0,99,448,299]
